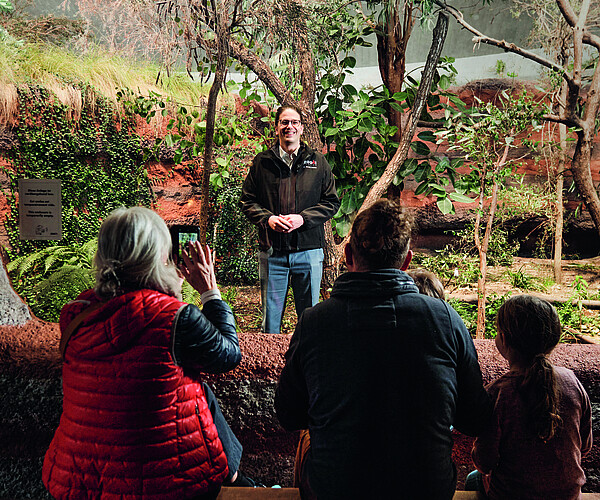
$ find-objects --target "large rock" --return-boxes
[1,324,599,498]
[0,260,30,326]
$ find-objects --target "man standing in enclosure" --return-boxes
[240,105,339,334]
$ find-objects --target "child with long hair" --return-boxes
[467,294,592,499]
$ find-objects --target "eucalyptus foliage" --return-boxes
[317,54,462,236]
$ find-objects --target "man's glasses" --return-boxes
[279,119,301,126]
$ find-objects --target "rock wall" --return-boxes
[1,321,598,498]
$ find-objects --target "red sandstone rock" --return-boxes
[1,321,599,490]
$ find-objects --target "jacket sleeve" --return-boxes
[447,303,493,436]
[579,379,593,456]
[298,154,340,230]
[240,156,274,226]
[172,300,241,374]
[274,321,310,431]
[471,382,501,473]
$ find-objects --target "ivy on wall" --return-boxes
[4,82,153,256]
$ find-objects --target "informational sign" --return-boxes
[18,179,62,240]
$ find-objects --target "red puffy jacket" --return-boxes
[43,289,228,499]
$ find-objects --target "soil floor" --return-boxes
[224,256,600,338]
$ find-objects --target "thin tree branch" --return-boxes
[555,0,600,49]
[436,0,578,90]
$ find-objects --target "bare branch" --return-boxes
[437,1,577,88]
[555,0,600,49]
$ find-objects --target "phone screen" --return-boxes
[178,232,198,260]
[170,225,200,264]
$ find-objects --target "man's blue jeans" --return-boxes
[258,248,324,333]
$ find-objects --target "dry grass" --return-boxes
[0,40,213,128]
[0,84,18,128]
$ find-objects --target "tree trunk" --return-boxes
[476,177,501,339]
[376,3,414,143]
[554,120,566,283]
[473,163,487,339]
[199,2,229,244]
[475,141,509,338]
[571,132,600,233]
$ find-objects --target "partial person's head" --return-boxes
[407,269,445,299]
[346,199,413,272]
[495,294,561,362]
[94,207,181,300]
[275,105,304,152]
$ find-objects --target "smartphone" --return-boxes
[169,225,201,264]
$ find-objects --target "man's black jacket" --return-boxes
[275,269,493,500]
[240,143,339,252]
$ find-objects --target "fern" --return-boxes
[8,238,98,322]
[31,266,96,321]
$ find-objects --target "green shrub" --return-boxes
[449,222,519,267]
[412,251,480,288]
[449,293,510,339]
[208,149,258,285]
[504,267,548,292]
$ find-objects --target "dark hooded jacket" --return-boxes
[240,142,339,252]
[275,269,492,500]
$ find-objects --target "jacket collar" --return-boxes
[269,142,311,169]
[331,269,419,298]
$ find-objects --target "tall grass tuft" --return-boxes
[0,42,212,127]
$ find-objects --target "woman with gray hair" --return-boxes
[43,206,257,499]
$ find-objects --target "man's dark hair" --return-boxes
[275,105,304,124]
[349,199,412,270]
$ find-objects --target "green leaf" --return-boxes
[334,217,352,238]
[392,92,407,101]
[173,150,183,164]
[414,162,431,183]
[430,184,447,197]
[414,182,430,196]
[357,117,373,133]
[410,141,431,156]
[449,192,475,203]
[324,127,339,138]
[439,75,451,90]
[342,56,357,69]
[342,84,358,97]
[437,197,455,214]
[341,118,358,131]
[340,191,358,215]
[0,0,15,13]
[417,131,437,143]
[398,158,418,177]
